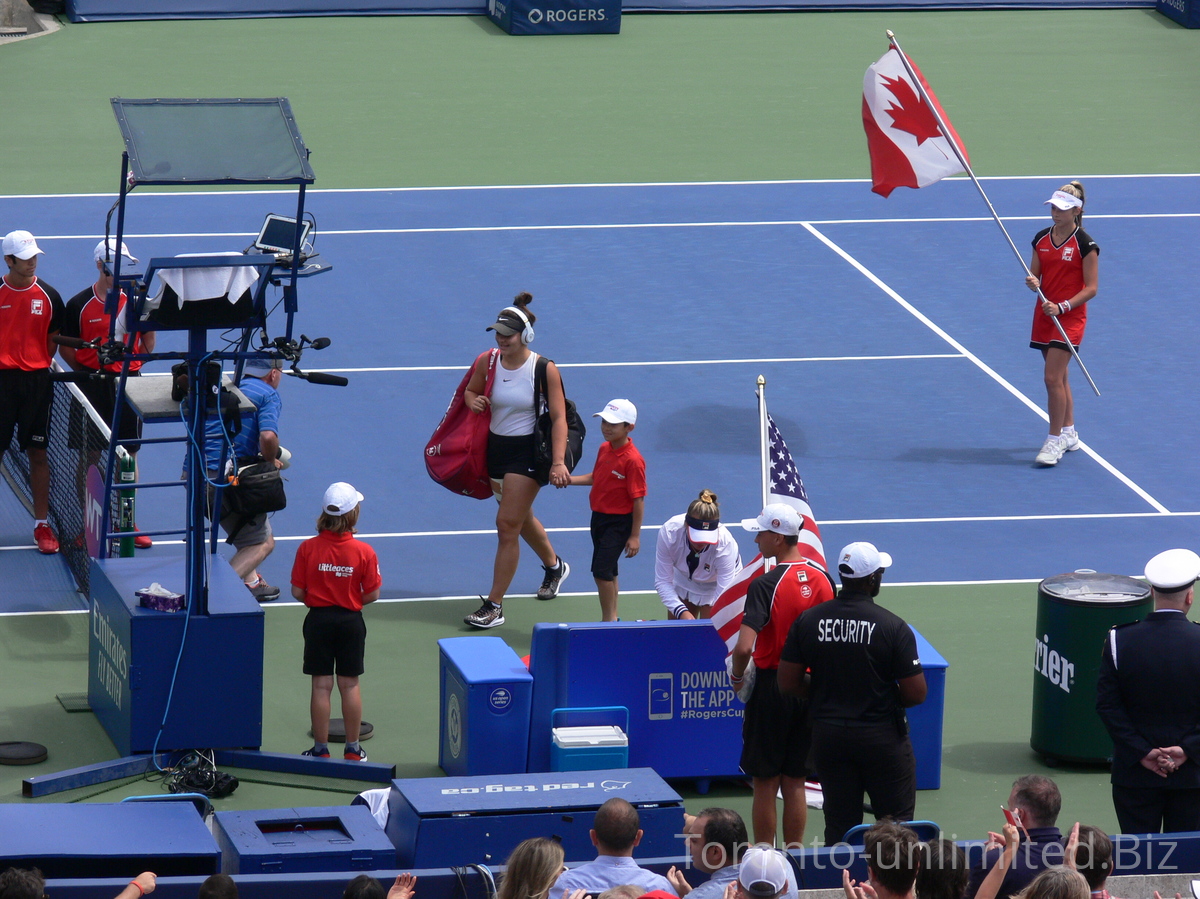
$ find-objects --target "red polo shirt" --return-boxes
[291,530,381,611]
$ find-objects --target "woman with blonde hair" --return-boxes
[496,838,576,899]
[1026,180,1099,467]
[653,489,742,619]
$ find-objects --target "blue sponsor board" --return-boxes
[487,0,619,35]
[1157,0,1200,25]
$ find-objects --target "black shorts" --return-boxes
[0,368,53,451]
[302,606,367,678]
[72,373,143,452]
[590,510,632,581]
[740,667,812,779]
[487,431,548,487]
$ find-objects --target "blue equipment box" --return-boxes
[526,621,948,791]
[907,628,948,790]
[1157,0,1200,26]
[87,549,265,756]
[528,621,745,779]
[438,636,533,776]
[213,806,396,874]
[385,767,683,867]
[0,803,218,878]
[486,0,619,35]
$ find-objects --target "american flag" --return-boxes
[710,414,825,659]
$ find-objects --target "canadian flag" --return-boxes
[862,46,969,198]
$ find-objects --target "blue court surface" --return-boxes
[3,173,1198,605]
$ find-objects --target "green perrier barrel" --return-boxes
[1030,571,1151,764]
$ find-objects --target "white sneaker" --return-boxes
[1061,430,1080,451]
[1035,436,1066,466]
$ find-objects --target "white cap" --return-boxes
[741,503,801,537]
[594,398,637,425]
[1044,190,1083,211]
[94,238,138,266]
[739,847,790,899]
[3,230,43,260]
[838,542,893,578]
[1144,548,1200,593]
[323,482,364,516]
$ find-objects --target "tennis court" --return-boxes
[2,7,1199,843]
[5,174,1199,605]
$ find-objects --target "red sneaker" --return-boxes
[134,527,152,549]
[34,523,59,555]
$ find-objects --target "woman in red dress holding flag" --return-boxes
[1026,181,1099,467]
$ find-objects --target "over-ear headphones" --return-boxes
[502,306,535,345]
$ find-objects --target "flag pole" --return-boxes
[757,375,769,510]
[884,30,1100,397]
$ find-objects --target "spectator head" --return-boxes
[737,847,791,899]
[597,887,644,899]
[243,357,285,386]
[198,874,239,899]
[496,837,565,899]
[688,808,749,874]
[343,875,386,899]
[1072,826,1113,891]
[916,839,967,899]
[0,868,45,899]
[593,798,642,854]
[1013,868,1089,899]
[837,542,892,596]
[1008,776,1061,828]
[864,823,922,898]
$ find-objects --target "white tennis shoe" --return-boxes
[1061,430,1080,451]
[1035,436,1066,466]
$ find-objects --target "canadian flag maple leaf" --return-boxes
[879,74,942,145]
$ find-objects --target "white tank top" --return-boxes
[489,352,538,437]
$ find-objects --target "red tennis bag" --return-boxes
[425,350,497,499]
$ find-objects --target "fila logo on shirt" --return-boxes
[1061,246,1075,262]
[31,298,44,315]
[317,562,355,578]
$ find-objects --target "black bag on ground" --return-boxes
[532,356,585,480]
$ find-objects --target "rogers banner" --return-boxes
[488,0,619,34]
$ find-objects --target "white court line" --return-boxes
[309,354,965,374]
[800,221,1171,515]
[25,210,1200,244]
[3,172,1198,201]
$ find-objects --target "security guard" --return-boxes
[1096,547,1200,834]
[778,541,926,845]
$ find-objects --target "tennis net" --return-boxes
[2,367,124,596]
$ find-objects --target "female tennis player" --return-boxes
[1027,181,1099,467]
[654,489,742,619]
[462,292,569,629]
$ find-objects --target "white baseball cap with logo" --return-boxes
[3,230,44,260]
[594,398,637,425]
[741,503,801,537]
[93,238,139,266]
[323,482,364,516]
[838,541,893,578]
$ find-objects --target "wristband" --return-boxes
[1063,300,1072,312]
[130,883,144,896]
[730,673,744,683]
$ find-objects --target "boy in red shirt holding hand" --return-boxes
[291,482,381,762]
[568,399,646,621]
